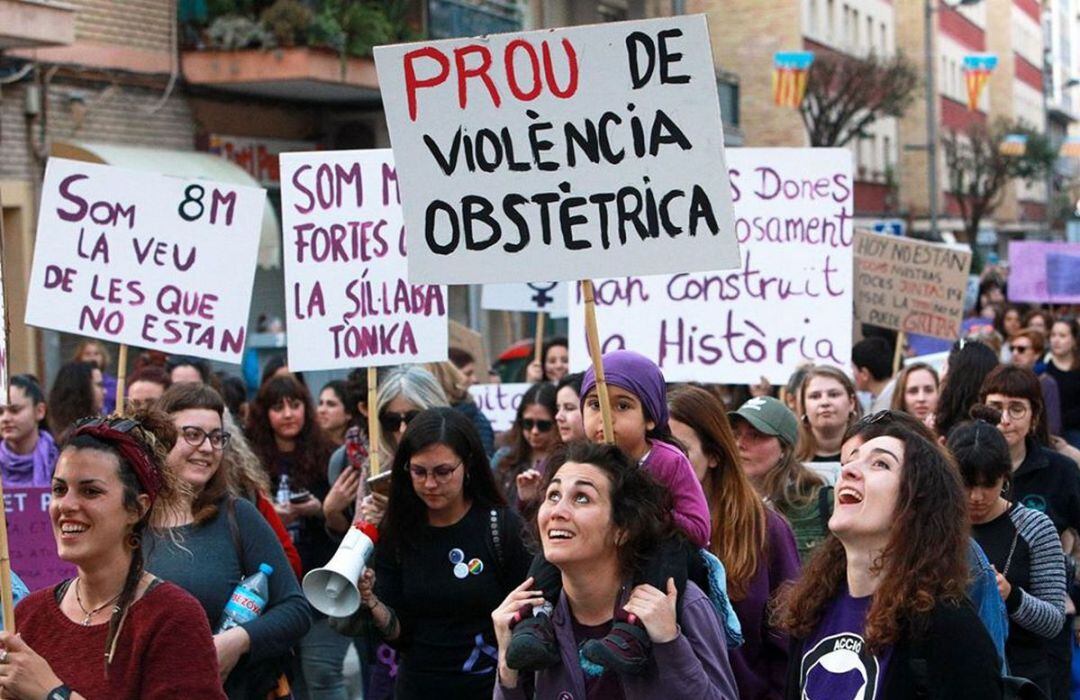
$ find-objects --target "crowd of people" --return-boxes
[1,276,1080,699]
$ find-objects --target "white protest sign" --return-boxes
[570,148,854,383]
[481,282,568,317]
[279,149,448,371]
[469,382,531,432]
[374,15,739,284]
[26,158,264,363]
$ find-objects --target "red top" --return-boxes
[16,580,226,700]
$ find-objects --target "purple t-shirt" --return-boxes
[798,590,892,700]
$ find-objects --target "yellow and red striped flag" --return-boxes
[963,54,997,111]
[773,51,815,108]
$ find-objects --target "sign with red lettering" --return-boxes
[853,230,971,339]
[280,149,448,371]
[374,15,739,284]
[26,159,265,363]
[569,148,854,383]
[5,487,74,592]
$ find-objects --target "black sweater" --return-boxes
[1011,441,1080,534]
[786,599,1003,699]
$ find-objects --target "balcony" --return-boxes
[0,0,76,50]
[178,0,418,103]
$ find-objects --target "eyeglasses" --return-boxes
[380,410,420,432]
[522,419,554,432]
[1010,345,1033,354]
[984,401,1030,420]
[407,461,463,482]
[179,425,231,450]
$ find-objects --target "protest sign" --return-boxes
[569,148,853,384]
[482,283,568,317]
[374,15,739,284]
[5,487,74,592]
[853,230,971,340]
[1007,241,1080,303]
[279,149,448,371]
[469,382,531,432]
[25,159,264,363]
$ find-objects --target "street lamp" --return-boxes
[925,0,983,240]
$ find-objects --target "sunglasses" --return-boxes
[380,410,420,431]
[1010,345,1032,353]
[522,419,554,432]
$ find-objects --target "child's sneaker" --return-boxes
[580,620,652,675]
[505,607,560,671]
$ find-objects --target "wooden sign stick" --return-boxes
[0,190,13,632]
[367,367,380,477]
[892,331,906,376]
[533,311,546,371]
[115,344,128,410]
[581,280,614,444]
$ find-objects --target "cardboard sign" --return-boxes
[450,319,491,384]
[374,15,739,284]
[482,283,568,317]
[569,148,853,383]
[279,150,448,371]
[469,382,531,432]
[1007,241,1080,303]
[25,159,264,363]
[5,487,74,592]
[853,230,971,339]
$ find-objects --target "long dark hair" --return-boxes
[495,382,559,480]
[48,362,98,438]
[540,442,674,578]
[380,408,505,555]
[669,386,765,601]
[777,412,969,652]
[934,340,999,438]
[60,409,182,669]
[246,375,332,490]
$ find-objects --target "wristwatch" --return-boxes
[45,685,72,700]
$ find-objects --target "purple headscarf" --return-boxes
[580,350,669,430]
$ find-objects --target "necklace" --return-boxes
[74,577,121,626]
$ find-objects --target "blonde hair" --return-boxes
[424,361,470,404]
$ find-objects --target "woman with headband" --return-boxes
[0,411,225,699]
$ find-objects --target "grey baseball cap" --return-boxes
[729,396,799,447]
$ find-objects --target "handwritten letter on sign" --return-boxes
[854,230,971,339]
[280,150,448,371]
[374,15,739,284]
[26,159,264,363]
[570,148,853,384]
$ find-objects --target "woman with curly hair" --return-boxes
[246,374,341,698]
[777,413,1003,698]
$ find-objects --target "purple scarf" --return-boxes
[0,430,58,487]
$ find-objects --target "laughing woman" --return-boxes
[778,414,1003,698]
[492,442,739,699]
[7,411,225,699]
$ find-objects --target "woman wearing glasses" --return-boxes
[493,382,561,508]
[1008,329,1063,437]
[355,407,530,699]
[146,383,311,698]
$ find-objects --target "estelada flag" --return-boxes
[1060,136,1080,158]
[773,51,814,108]
[963,54,997,111]
[999,134,1027,156]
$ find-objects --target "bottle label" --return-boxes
[223,586,266,624]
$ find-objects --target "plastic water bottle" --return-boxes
[276,474,291,506]
[217,563,273,633]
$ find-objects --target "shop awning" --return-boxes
[51,141,281,268]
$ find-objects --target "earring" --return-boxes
[127,533,141,550]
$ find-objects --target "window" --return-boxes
[808,0,818,34]
[842,4,850,47]
[851,8,859,49]
[718,79,740,127]
[880,22,886,52]
[867,16,874,52]
[827,0,835,40]
[883,135,892,172]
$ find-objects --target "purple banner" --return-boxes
[1008,241,1080,304]
[5,487,73,593]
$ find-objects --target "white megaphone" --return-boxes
[303,521,378,617]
